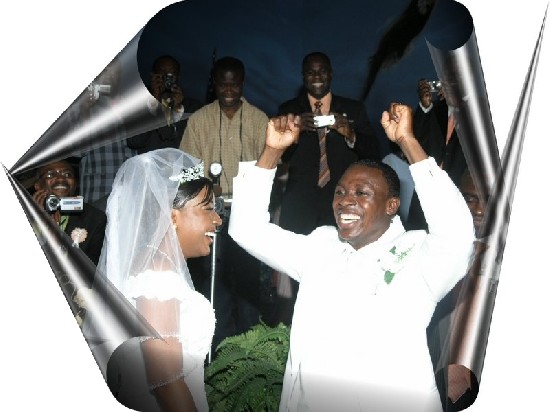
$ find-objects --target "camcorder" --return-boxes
[164,73,176,91]
[314,114,335,128]
[428,80,442,93]
[160,73,178,108]
[87,83,111,102]
[44,194,84,213]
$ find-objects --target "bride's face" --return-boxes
[172,187,222,258]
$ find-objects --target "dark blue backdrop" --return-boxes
[136,0,470,155]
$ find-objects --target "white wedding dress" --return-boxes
[94,148,217,412]
[109,270,216,412]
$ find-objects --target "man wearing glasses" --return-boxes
[32,159,107,266]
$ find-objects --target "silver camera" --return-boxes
[45,195,84,213]
[87,83,111,101]
[428,80,442,93]
[314,114,335,128]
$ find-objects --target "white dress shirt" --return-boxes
[229,157,474,412]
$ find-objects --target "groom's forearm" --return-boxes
[256,144,285,170]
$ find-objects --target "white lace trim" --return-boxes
[124,270,193,302]
[148,370,186,391]
[125,270,216,359]
[139,333,182,343]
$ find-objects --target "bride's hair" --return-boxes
[173,177,214,209]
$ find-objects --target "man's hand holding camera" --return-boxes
[299,111,356,146]
[150,72,184,111]
[32,162,82,225]
[33,188,60,221]
[329,113,356,146]
[418,78,445,109]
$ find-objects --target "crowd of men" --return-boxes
[24,51,480,411]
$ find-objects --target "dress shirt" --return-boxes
[229,157,474,412]
[180,98,268,197]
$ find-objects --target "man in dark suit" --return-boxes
[270,52,379,325]
[32,159,107,266]
[406,78,467,230]
[127,55,203,154]
[277,51,380,235]
[412,79,466,185]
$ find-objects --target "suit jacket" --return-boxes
[407,100,467,231]
[127,97,203,154]
[277,93,379,234]
[63,202,107,266]
[413,100,466,185]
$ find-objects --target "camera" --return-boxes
[164,73,176,91]
[44,195,84,213]
[428,80,442,93]
[87,83,111,101]
[314,114,336,128]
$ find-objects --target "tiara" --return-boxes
[169,162,204,184]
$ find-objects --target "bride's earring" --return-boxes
[172,223,178,231]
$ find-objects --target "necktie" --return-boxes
[315,101,330,187]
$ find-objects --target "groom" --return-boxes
[229,105,474,411]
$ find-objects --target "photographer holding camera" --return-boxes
[276,52,380,235]
[269,51,380,325]
[32,159,107,266]
[407,78,467,231]
[128,55,202,154]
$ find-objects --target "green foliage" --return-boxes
[205,321,290,412]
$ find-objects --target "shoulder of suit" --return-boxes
[278,95,308,114]
[82,202,107,220]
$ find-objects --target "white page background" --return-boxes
[1,1,548,410]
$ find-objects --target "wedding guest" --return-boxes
[32,159,106,266]
[180,56,269,352]
[428,167,488,411]
[272,51,380,325]
[406,78,467,230]
[277,51,380,235]
[229,104,474,412]
[127,55,203,154]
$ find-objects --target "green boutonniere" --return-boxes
[380,245,414,285]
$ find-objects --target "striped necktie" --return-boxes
[315,101,330,187]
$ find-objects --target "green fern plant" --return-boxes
[205,321,290,412]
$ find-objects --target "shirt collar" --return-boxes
[308,92,332,115]
[342,215,407,255]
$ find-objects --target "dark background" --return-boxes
[136,0,471,155]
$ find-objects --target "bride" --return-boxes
[98,148,221,411]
